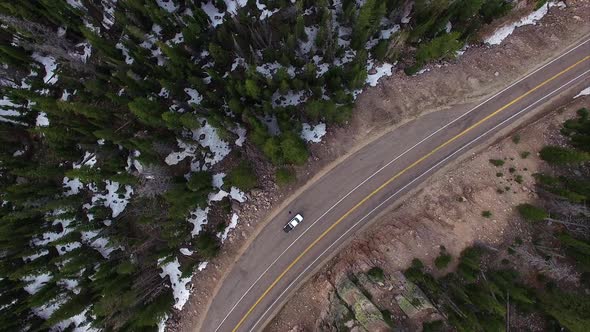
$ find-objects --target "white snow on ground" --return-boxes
[574,86,590,98]
[271,90,308,108]
[415,67,431,75]
[256,0,279,20]
[312,56,330,77]
[156,0,178,12]
[224,0,248,14]
[198,261,208,271]
[66,0,84,10]
[445,21,452,33]
[261,114,281,136]
[73,151,97,169]
[159,257,191,310]
[218,213,239,243]
[184,88,203,105]
[232,125,247,146]
[202,1,225,27]
[301,122,327,143]
[23,273,52,294]
[159,88,169,98]
[101,0,117,29]
[255,62,295,79]
[158,315,168,332]
[180,248,193,256]
[63,177,83,196]
[333,49,356,66]
[300,26,319,54]
[116,41,134,64]
[23,249,49,262]
[0,96,22,123]
[31,53,58,85]
[61,89,71,101]
[231,57,246,71]
[366,61,394,87]
[229,187,246,202]
[32,297,64,320]
[188,207,209,236]
[366,24,400,49]
[90,181,133,218]
[59,278,80,294]
[169,32,184,44]
[81,230,116,258]
[484,2,565,45]
[32,215,75,247]
[212,173,226,188]
[192,120,231,168]
[138,24,166,66]
[208,186,246,203]
[56,241,82,255]
[165,139,197,166]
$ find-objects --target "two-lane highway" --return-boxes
[200,38,590,332]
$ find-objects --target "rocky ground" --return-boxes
[264,89,590,331]
[172,0,590,330]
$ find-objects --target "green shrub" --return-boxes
[512,134,521,144]
[520,151,530,159]
[195,232,220,258]
[489,159,505,166]
[496,172,503,177]
[368,267,385,282]
[275,167,296,186]
[517,203,548,222]
[515,175,524,184]
[423,320,445,332]
[226,161,258,191]
[435,252,452,269]
[482,210,492,218]
[539,146,590,165]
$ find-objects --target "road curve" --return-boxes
[201,38,590,332]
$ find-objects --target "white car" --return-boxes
[283,214,303,233]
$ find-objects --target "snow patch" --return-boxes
[23,273,52,295]
[185,88,203,105]
[484,2,564,45]
[198,261,208,271]
[212,173,226,188]
[31,53,58,85]
[101,0,117,29]
[63,177,83,196]
[574,86,590,98]
[81,230,116,258]
[180,248,193,256]
[188,207,209,236]
[89,181,133,218]
[202,1,225,27]
[158,257,191,310]
[256,0,279,20]
[218,213,239,243]
[366,61,394,87]
[36,112,49,127]
[271,90,308,108]
[301,123,327,143]
[156,0,178,12]
[116,41,134,64]
[192,120,231,168]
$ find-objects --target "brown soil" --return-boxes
[265,89,590,332]
[170,0,590,330]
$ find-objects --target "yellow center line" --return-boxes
[231,55,590,332]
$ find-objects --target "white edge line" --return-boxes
[248,69,590,332]
[213,37,590,332]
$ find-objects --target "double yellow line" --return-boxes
[232,55,590,332]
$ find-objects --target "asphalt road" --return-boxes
[201,38,590,332]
